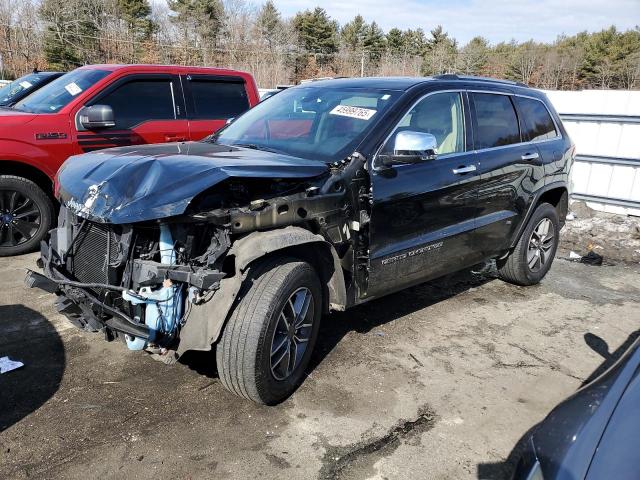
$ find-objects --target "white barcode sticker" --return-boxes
[329,105,377,120]
[19,81,33,89]
[64,82,83,96]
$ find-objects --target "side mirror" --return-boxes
[382,131,438,166]
[79,105,115,130]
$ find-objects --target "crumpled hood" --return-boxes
[57,142,328,224]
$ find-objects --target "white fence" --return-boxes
[544,89,640,217]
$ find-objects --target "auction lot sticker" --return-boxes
[64,82,83,96]
[330,105,377,120]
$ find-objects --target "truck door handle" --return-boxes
[452,165,477,174]
[165,134,187,142]
[521,152,540,161]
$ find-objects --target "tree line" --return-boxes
[1,0,639,89]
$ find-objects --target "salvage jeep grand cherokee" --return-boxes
[27,76,574,404]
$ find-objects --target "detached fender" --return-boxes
[177,226,347,355]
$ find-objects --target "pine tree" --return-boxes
[363,21,386,61]
[40,0,102,69]
[386,28,405,56]
[460,36,489,75]
[422,25,457,75]
[341,15,366,51]
[257,0,282,51]
[293,7,338,54]
[117,0,154,40]
[168,0,224,48]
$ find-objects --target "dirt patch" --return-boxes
[560,201,640,264]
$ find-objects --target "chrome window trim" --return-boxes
[170,81,177,119]
[372,89,467,171]
[373,88,564,171]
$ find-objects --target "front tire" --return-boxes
[216,256,322,405]
[0,175,54,257]
[497,202,559,286]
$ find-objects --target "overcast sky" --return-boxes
[274,0,640,44]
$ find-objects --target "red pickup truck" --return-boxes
[0,64,259,256]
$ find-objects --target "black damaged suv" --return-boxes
[28,75,574,404]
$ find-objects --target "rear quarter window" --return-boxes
[515,96,558,141]
[188,78,250,119]
[471,93,521,149]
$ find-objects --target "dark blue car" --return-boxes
[0,70,64,107]
[514,333,640,480]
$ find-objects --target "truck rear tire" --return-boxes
[0,175,54,257]
[497,202,559,286]
[216,255,322,405]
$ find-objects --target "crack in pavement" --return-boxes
[508,342,583,381]
[319,406,438,480]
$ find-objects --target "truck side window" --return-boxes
[515,96,558,141]
[188,79,250,119]
[384,92,465,156]
[97,79,175,129]
[471,93,521,149]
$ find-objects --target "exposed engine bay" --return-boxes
[28,153,371,360]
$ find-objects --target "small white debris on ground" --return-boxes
[560,201,640,263]
[0,356,24,374]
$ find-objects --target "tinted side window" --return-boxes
[471,93,520,149]
[97,79,175,129]
[515,96,558,141]
[188,79,249,119]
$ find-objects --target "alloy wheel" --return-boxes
[269,287,315,381]
[0,189,42,247]
[527,218,555,273]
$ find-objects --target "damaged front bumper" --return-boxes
[25,268,153,341]
[27,207,229,350]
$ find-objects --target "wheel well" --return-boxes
[248,243,346,314]
[0,161,54,198]
[538,187,568,225]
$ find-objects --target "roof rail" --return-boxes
[433,74,528,88]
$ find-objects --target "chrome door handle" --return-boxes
[452,165,477,174]
[521,152,540,161]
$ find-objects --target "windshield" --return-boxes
[0,73,61,106]
[214,86,401,162]
[13,69,111,113]
[0,73,56,106]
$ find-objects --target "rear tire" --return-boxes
[497,202,559,286]
[216,256,322,405]
[0,175,54,257]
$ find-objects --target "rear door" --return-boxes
[72,74,188,153]
[181,74,251,140]
[368,90,483,298]
[469,91,544,257]
[513,95,566,182]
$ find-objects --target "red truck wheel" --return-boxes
[0,175,54,257]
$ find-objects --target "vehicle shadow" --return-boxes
[0,304,65,432]
[180,268,495,380]
[308,268,495,374]
[475,329,640,479]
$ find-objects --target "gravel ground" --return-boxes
[1,251,639,480]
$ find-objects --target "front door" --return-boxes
[72,74,189,153]
[367,91,483,298]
